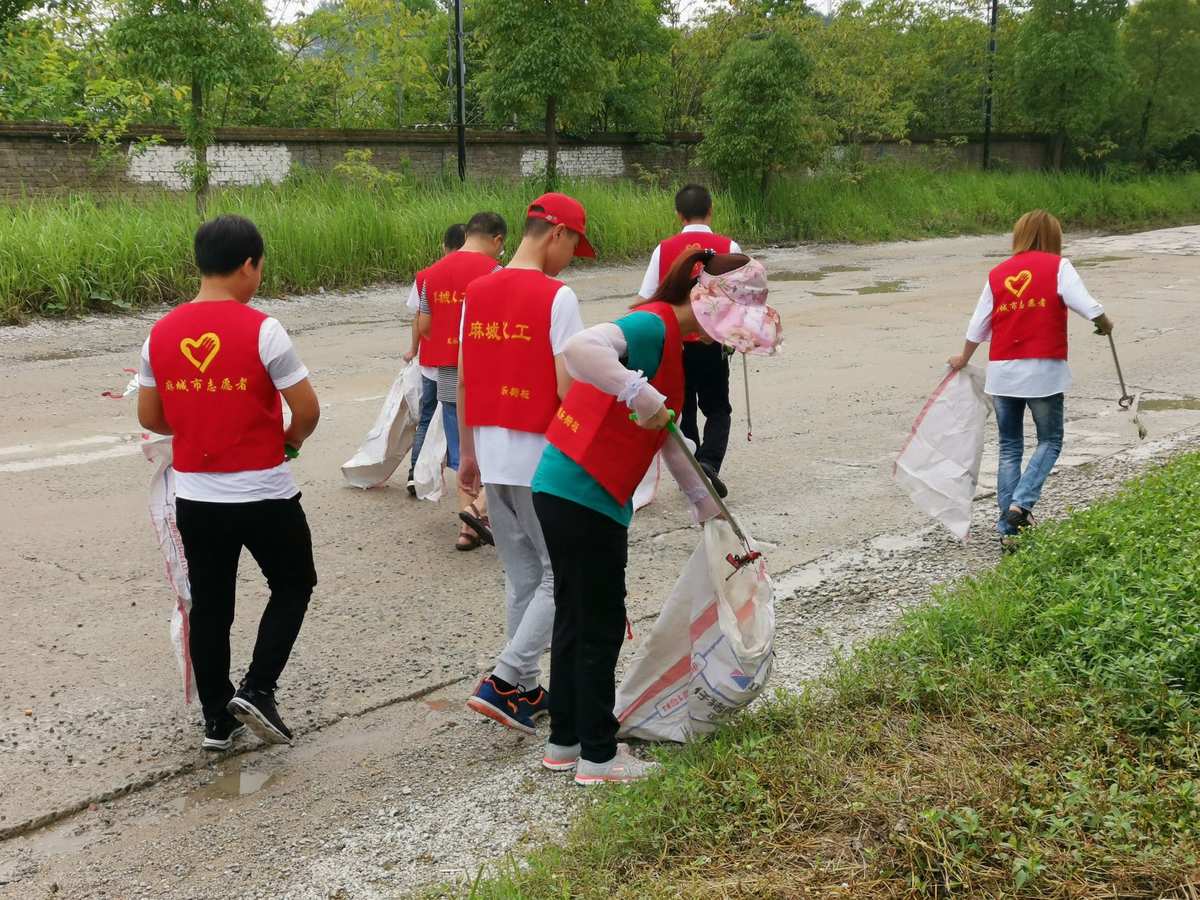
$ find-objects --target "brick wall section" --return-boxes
[0,123,1047,197]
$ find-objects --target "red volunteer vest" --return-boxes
[657,230,733,343]
[987,250,1068,361]
[416,250,498,367]
[546,302,685,506]
[148,301,285,473]
[461,268,561,433]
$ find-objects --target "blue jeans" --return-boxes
[442,401,460,471]
[410,376,438,473]
[993,393,1064,535]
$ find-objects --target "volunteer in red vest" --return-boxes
[403,222,465,497]
[458,194,587,733]
[533,250,781,785]
[136,215,321,751]
[415,212,506,550]
[638,183,742,498]
[948,209,1113,550]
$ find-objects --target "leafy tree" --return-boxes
[699,30,823,191]
[474,0,668,184]
[786,0,918,141]
[1013,0,1128,168]
[110,0,278,211]
[257,0,444,129]
[1120,0,1200,157]
[0,0,35,32]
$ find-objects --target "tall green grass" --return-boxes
[456,452,1200,898]
[3,167,1200,322]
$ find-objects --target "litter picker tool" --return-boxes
[742,353,753,442]
[634,411,761,573]
[1102,330,1147,440]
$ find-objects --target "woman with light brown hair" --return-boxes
[947,210,1114,550]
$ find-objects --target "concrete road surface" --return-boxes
[1,226,1198,896]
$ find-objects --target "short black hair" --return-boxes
[465,211,507,239]
[443,223,467,251]
[523,207,555,238]
[675,184,713,221]
[194,215,264,276]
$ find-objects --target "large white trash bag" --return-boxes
[894,366,992,540]
[143,437,194,704]
[341,362,424,489]
[413,403,448,502]
[615,518,774,743]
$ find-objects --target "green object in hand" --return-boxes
[284,444,300,459]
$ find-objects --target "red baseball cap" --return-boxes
[526,192,595,258]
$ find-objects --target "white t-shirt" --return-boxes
[461,284,585,487]
[637,224,743,299]
[139,316,310,502]
[405,282,438,382]
[965,257,1104,398]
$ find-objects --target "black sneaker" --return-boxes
[406,467,417,498]
[700,463,728,499]
[228,686,293,745]
[202,712,246,752]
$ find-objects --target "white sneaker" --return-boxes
[542,741,581,772]
[574,743,658,786]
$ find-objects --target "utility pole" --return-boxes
[981,0,999,170]
[453,0,467,181]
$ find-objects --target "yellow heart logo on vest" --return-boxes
[1004,269,1033,298]
[180,333,221,373]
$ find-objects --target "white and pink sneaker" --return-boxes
[574,743,659,786]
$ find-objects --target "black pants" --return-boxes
[175,495,317,721]
[533,491,628,764]
[681,341,732,473]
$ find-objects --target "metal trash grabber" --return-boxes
[742,353,753,442]
[634,411,760,571]
[1102,331,1147,440]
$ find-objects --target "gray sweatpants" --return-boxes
[486,483,556,689]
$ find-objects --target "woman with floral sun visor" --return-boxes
[530,249,782,785]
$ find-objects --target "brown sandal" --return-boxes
[458,503,494,547]
[456,523,483,552]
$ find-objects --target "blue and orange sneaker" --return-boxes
[520,685,550,721]
[466,676,535,735]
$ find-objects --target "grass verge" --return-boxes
[452,451,1200,898]
[3,166,1200,322]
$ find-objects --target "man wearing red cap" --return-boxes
[457,193,590,732]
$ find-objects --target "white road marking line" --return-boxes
[0,435,123,457]
[0,444,142,473]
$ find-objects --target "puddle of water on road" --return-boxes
[151,762,278,818]
[772,270,827,282]
[854,280,910,295]
[820,264,868,273]
[1140,398,1200,412]
[1074,255,1134,268]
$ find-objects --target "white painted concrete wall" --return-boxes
[519,145,625,177]
[126,143,293,190]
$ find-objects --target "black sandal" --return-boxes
[458,503,495,547]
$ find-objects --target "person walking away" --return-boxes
[136,215,321,750]
[638,184,743,498]
[534,249,781,784]
[948,209,1113,551]
[458,194,588,732]
[415,213,506,550]
[404,223,466,496]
